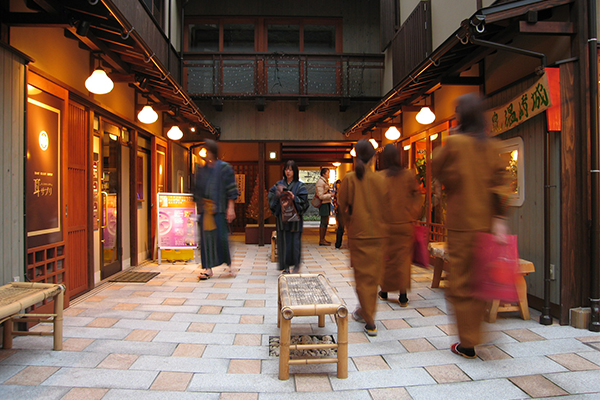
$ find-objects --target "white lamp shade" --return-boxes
[350,148,356,157]
[416,106,436,125]
[85,68,114,95]
[167,125,184,140]
[385,126,401,140]
[403,144,411,151]
[369,138,379,149]
[138,105,158,124]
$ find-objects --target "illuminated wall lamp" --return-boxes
[416,107,436,125]
[384,126,401,141]
[199,148,207,157]
[430,133,439,141]
[369,138,379,149]
[332,162,341,167]
[85,68,114,95]
[403,144,411,151]
[138,105,158,124]
[269,151,277,159]
[350,147,356,157]
[167,125,184,141]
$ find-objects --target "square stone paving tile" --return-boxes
[125,330,159,342]
[436,324,458,336]
[425,364,471,383]
[86,318,119,328]
[187,322,216,333]
[214,283,232,288]
[199,306,223,314]
[348,332,370,344]
[61,387,108,400]
[113,303,139,311]
[504,328,546,342]
[240,315,264,324]
[369,387,412,400]
[150,371,193,391]
[382,319,410,330]
[4,365,59,385]
[147,312,174,321]
[131,291,153,297]
[547,353,600,371]
[0,349,17,362]
[162,298,186,305]
[234,334,262,346]
[63,308,86,317]
[228,359,261,374]
[352,355,390,371]
[476,345,512,361]
[244,300,266,308]
[174,286,195,293]
[98,354,139,369]
[85,295,107,302]
[247,288,265,294]
[62,338,95,351]
[509,374,568,397]
[208,293,228,300]
[294,373,332,392]
[172,343,206,358]
[400,338,436,353]
[417,307,445,317]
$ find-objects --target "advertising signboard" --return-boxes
[157,193,197,263]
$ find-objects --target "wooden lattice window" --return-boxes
[27,242,66,285]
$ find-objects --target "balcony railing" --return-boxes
[183,52,384,99]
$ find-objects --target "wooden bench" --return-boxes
[277,273,348,380]
[0,282,65,351]
[426,242,535,322]
[271,231,277,262]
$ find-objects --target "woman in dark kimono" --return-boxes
[194,139,239,280]
[268,160,309,273]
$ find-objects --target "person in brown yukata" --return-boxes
[431,93,510,358]
[378,144,422,307]
[337,139,387,336]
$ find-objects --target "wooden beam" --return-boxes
[67,27,130,74]
[440,76,484,85]
[519,21,575,35]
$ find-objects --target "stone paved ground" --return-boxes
[1,228,600,399]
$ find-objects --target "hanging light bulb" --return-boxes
[138,105,158,124]
[384,126,401,140]
[332,162,341,167]
[167,125,183,140]
[350,147,356,157]
[416,107,436,125]
[85,68,114,95]
[199,148,207,157]
[369,138,379,149]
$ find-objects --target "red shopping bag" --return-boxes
[471,233,519,302]
[412,225,429,267]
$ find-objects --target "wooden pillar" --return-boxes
[129,129,139,267]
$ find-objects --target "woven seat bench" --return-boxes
[277,273,348,380]
[0,282,65,351]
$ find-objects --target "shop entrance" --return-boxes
[100,125,122,279]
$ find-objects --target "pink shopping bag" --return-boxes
[471,233,519,302]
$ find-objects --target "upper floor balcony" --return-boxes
[183,52,384,101]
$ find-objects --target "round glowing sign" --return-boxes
[39,131,49,151]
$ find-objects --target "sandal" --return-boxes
[450,342,477,359]
[198,269,213,281]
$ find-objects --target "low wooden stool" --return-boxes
[0,282,65,351]
[428,242,450,288]
[486,258,535,322]
[277,273,348,380]
[270,231,278,263]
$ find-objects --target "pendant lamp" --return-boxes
[416,106,436,125]
[85,68,114,95]
[138,105,158,124]
[167,125,184,140]
[384,126,401,140]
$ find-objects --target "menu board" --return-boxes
[157,193,197,249]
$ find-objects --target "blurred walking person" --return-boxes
[338,139,387,336]
[268,160,309,274]
[378,144,421,306]
[193,139,239,280]
[316,168,333,245]
[432,93,510,358]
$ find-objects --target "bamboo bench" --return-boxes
[277,273,348,380]
[0,282,65,351]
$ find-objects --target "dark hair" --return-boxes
[456,93,486,139]
[354,139,375,180]
[381,143,402,177]
[283,160,299,181]
[204,139,219,158]
[320,168,330,177]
